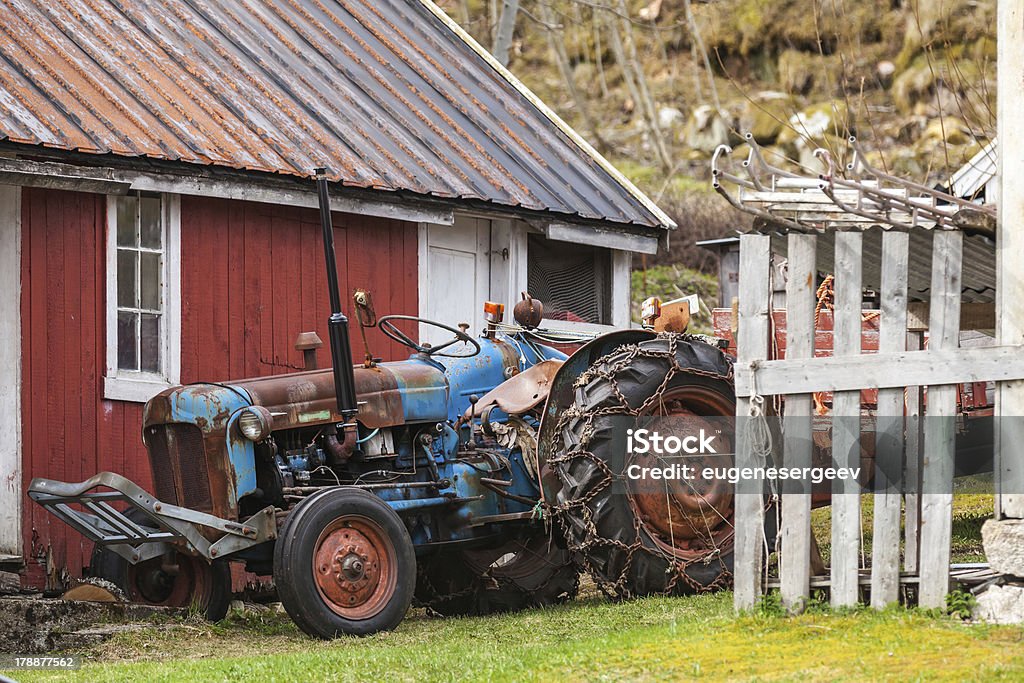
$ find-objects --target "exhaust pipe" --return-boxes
[315,168,358,419]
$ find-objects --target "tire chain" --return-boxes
[548,334,738,599]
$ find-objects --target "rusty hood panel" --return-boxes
[235,361,448,430]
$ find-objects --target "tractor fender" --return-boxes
[535,329,657,503]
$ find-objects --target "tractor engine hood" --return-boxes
[232,361,449,430]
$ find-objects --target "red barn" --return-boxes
[0,0,673,588]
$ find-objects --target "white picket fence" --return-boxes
[730,226,1001,611]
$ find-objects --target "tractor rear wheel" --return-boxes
[415,532,578,616]
[550,336,764,599]
[413,532,577,618]
[274,488,416,638]
[89,508,231,620]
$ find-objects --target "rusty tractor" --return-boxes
[29,174,741,637]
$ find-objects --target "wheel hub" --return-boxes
[126,551,205,608]
[313,518,393,618]
[626,388,735,560]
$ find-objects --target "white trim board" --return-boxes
[0,157,454,227]
[0,184,22,559]
[546,222,658,255]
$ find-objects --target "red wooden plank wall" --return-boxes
[178,196,419,381]
[20,188,418,588]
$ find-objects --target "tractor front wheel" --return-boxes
[90,509,231,621]
[274,488,416,638]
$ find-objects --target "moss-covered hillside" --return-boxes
[440,0,995,271]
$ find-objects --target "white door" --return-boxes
[0,184,22,561]
[419,216,490,346]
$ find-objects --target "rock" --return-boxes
[571,61,597,88]
[773,101,852,169]
[892,49,990,117]
[777,101,850,147]
[0,571,20,595]
[777,50,841,96]
[877,60,896,88]
[735,91,794,146]
[910,117,983,176]
[778,49,815,95]
[638,0,662,22]
[0,595,184,653]
[683,105,731,153]
[975,583,1024,624]
[917,117,972,147]
[982,518,1024,577]
[657,106,684,131]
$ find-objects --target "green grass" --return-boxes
[15,488,1007,682]
[811,487,993,566]
[18,593,1024,682]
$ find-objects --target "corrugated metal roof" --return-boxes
[0,0,671,229]
[950,139,997,201]
[762,227,995,303]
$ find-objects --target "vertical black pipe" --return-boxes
[315,168,358,418]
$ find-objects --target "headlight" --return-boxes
[237,406,273,441]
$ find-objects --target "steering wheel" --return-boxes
[377,315,482,358]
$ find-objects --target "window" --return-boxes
[527,233,611,325]
[105,193,180,402]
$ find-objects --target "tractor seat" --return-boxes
[463,359,564,418]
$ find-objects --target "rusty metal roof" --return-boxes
[0,0,671,229]
[763,228,996,303]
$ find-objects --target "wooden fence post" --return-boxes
[871,231,909,608]
[903,332,925,576]
[831,231,863,607]
[996,0,1024,521]
[733,233,772,611]
[919,230,963,608]
[780,233,816,612]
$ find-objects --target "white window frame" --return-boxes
[104,193,181,403]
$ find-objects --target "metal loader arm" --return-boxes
[28,472,276,565]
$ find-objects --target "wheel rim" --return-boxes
[625,385,735,561]
[313,515,397,620]
[125,552,211,608]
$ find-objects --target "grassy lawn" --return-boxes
[811,486,993,566]
[15,489,1010,682]
[16,592,1024,682]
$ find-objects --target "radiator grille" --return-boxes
[174,427,212,511]
[147,425,179,505]
[147,423,212,512]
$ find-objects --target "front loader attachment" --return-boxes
[28,472,276,565]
